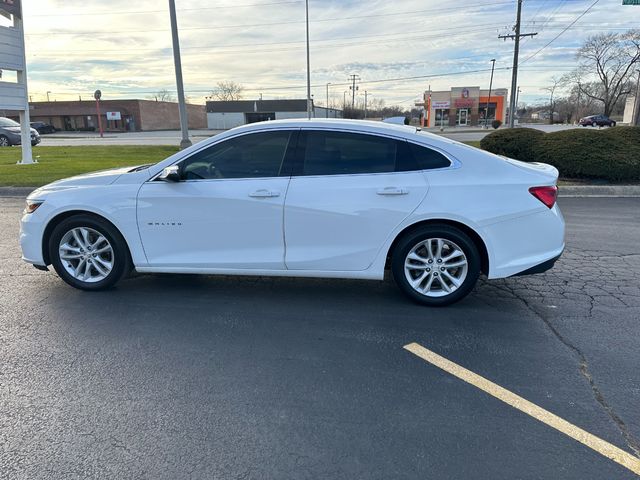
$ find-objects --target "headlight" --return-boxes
[24,200,43,214]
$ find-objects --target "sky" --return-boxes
[2,0,638,108]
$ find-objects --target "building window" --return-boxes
[434,109,449,126]
[479,102,497,125]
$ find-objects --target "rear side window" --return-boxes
[407,142,451,170]
[300,131,397,175]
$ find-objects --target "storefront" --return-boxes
[421,86,508,128]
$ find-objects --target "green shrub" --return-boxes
[479,128,544,163]
[533,127,640,181]
[491,119,502,129]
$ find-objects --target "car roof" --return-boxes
[223,118,457,148]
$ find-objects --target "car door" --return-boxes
[283,129,430,272]
[137,129,297,269]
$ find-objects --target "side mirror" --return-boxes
[158,165,181,182]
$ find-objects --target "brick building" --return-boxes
[1,99,207,132]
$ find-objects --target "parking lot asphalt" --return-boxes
[1,197,639,479]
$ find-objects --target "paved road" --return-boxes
[1,197,639,479]
[32,124,588,146]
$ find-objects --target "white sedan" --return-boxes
[20,119,564,306]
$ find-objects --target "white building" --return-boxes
[206,99,342,129]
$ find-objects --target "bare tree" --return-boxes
[210,81,244,101]
[575,30,640,116]
[148,89,175,102]
[543,77,562,124]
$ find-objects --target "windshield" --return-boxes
[0,118,20,127]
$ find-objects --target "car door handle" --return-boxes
[249,189,280,198]
[376,187,408,196]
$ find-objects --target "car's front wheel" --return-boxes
[0,135,10,147]
[392,225,481,306]
[49,215,131,291]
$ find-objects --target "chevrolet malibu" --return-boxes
[20,119,564,306]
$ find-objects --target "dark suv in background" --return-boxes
[30,121,56,134]
[0,117,41,147]
[579,114,616,127]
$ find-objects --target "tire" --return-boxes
[0,135,10,147]
[391,225,481,307]
[611,121,616,127]
[49,214,131,291]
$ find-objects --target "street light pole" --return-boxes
[168,0,191,149]
[364,90,368,119]
[305,0,312,119]
[485,59,496,128]
[326,82,331,118]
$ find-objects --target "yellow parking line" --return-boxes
[403,342,640,476]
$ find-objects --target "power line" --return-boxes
[28,1,304,17]
[519,0,600,65]
[24,2,515,36]
[28,23,509,55]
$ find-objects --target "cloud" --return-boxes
[16,0,637,106]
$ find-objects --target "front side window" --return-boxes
[300,131,398,176]
[180,130,292,180]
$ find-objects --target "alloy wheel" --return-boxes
[0,136,9,147]
[404,238,469,298]
[58,227,114,283]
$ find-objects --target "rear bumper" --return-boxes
[512,251,563,276]
[483,204,565,279]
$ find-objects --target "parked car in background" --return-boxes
[579,114,616,127]
[30,121,56,134]
[20,119,565,306]
[0,117,41,147]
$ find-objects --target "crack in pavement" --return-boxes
[481,250,640,458]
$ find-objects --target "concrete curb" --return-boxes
[558,185,640,197]
[2,185,640,199]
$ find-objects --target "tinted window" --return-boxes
[301,131,397,175]
[408,142,451,170]
[181,131,292,180]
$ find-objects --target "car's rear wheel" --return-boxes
[49,215,131,291]
[392,225,481,306]
[0,135,10,147]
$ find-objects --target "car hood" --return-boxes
[3,126,39,134]
[30,166,137,196]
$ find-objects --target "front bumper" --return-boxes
[20,211,47,266]
[7,131,41,146]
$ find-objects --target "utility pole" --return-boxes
[364,90,369,119]
[499,0,537,128]
[484,59,496,128]
[168,0,192,149]
[305,0,312,119]
[348,74,360,108]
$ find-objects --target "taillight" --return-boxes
[529,186,558,209]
